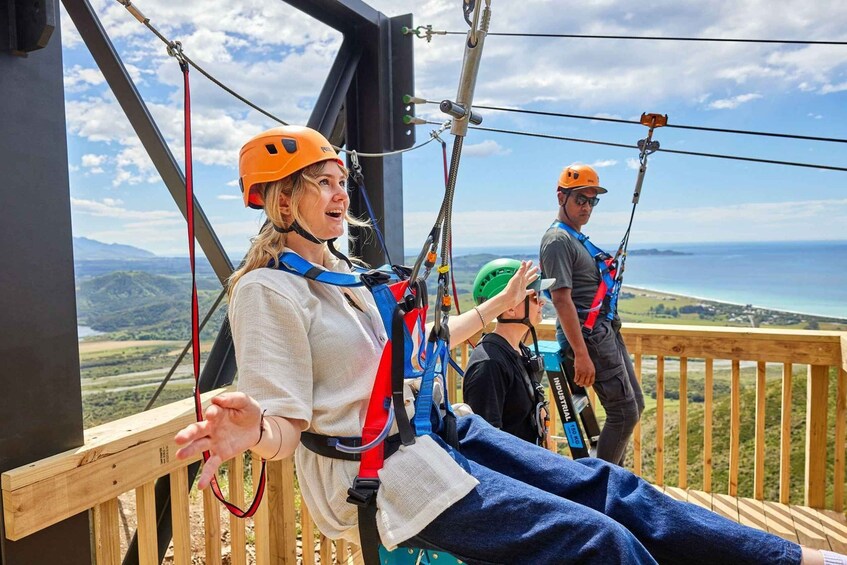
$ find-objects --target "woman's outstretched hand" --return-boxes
[500,260,540,308]
[174,392,263,489]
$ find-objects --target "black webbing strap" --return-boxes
[347,478,382,565]
[392,304,416,446]
[300,432,402,462]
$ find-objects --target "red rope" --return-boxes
[180,60,265,518]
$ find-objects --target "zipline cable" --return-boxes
[422,121,847,173]
[116,0,289,125]
[406,98,847,145]
[472,105,847,145]
[404,26,847,46]
[449,32,847,45]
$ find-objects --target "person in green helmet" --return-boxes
[463,259,555,445]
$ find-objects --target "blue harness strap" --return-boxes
[549,221,619,323]
[270,251,456,438]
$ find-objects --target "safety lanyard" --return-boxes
[177,59,266,517]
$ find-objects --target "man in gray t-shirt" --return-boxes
[539,163,644,466]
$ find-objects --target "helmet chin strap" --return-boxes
[560,189,577,226]
[498,296,541,359]
[273,221,353,269]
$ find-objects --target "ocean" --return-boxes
[446,241,847,319]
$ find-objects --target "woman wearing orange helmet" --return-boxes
[173,127,829,565]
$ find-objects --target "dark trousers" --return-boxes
[402,415,801,565]
[557,318,645,465]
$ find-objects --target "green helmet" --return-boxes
[472,258,555,305]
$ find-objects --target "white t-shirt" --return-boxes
[231,253,478,549]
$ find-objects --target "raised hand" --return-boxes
[174,392,263,489]
[500,260,540,309]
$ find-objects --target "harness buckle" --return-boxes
[347,477,381,507]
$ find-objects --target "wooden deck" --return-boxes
[657,486,847,553]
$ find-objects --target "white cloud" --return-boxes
[708,93,762,110]
[82,154,107,175]
[64,65,106,92]
[820,81,847,94]
[82,154,107,167]
[405,198,847,248]
[626,158,640,170]
[217,194,240,200]
[463,139,511,157]
[590,159,617,169]
[71,197,180,221]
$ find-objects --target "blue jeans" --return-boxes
[557,320,645,465]
[401,415,801,565]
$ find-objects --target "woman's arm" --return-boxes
[445,260,540,345]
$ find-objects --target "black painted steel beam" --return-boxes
[308,38,362,137]
[0,1,92,562]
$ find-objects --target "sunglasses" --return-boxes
[573,193,600,208]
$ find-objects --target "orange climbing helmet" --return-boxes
[557,164,607,194]
[238,126,343,209]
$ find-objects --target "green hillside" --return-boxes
[77,270,224,340]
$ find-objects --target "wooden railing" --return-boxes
[529,322,844,510]
[1,390,358,564]
[2,323,845,563]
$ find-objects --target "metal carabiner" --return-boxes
[167,40,187,65]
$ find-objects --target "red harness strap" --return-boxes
[179,60,265,518]
[583,257,617,331]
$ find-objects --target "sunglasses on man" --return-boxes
[573,193,600,207]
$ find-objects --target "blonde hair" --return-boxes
[228,160,367,295]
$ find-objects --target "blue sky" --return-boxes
[61,0,847,256]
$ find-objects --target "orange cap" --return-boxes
[557,164,607,194]
[238,126,343,209]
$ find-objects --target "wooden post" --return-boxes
[203,487,222,565]
[136,481,158,565]
[835,336,847,512]
[93,498,121,565]
[301,499,316,565]
[679,357,688,489]
[656,355,665,486]
[169,467,191,565]
[729,360,741,497]
[229,457,247,565]
[779,363,793,505]
[704,358,713,492]
[319,534,332,565]
[252,454,270,565]
[268,458,298,564]
[754,362,767,500]
[805,364,829,508]
[633,337,643,476]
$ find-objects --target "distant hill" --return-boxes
[77,271,222,339]
[73,237,155,260]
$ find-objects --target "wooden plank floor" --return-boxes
[351,489,847,564]
[656,486,847,552]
